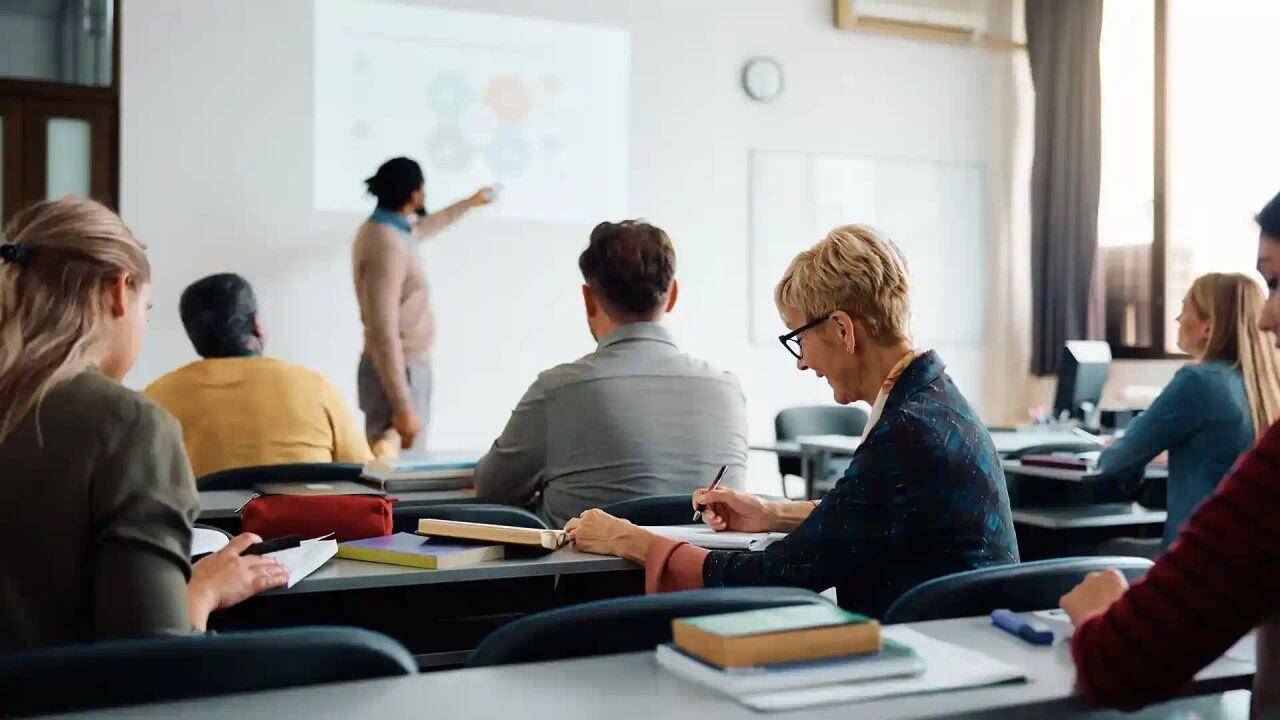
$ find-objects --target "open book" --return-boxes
[417,518,569,550]
[642,526,785,551]
[266,537,338,588]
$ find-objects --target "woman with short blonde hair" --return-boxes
[1096,271,1280,555]
[0,198,287,651]
[565,224,1019,617]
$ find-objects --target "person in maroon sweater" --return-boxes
[1060,191,1280,717]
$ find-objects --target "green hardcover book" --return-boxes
[672,604,881,668]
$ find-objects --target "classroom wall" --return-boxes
[121,0,1016,491]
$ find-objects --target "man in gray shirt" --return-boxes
[474,221,748,529]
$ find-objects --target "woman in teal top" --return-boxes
[1098,273,1280,550]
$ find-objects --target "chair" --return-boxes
[197,463,364,490]
[881,557,1155,624]
[774,406,868,479]
[393,503,547,534]
[600,494,695,526]
[467,587,829,667]
[0,626,416,717]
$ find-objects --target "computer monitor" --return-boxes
[1053,341,1111,421]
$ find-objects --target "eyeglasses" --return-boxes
[778,316,830,360]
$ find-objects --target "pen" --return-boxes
[242,535,300,556]
[692,465,728,523]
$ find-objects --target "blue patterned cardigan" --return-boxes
[703,351,1020,617]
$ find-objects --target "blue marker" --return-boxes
[991,609,1054,645]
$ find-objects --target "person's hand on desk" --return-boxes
[693,487,777,533]
[564,509,656,564]
[1059,569,1129,627]
[187,533,289,631]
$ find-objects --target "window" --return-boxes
[0,0,118,225]
[1099,0,1280,358]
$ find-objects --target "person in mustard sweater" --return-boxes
[145,273,372,480]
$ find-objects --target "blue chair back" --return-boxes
[774,406,868,478]
[882,557,1155,624]
[393,503,547,534]
[197,463,364,490]
[599,494,694,526]
[468,587,829,667]
[0,626,416,717]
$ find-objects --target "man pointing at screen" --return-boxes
[353,156,494,456]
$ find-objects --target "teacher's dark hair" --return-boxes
[365,157,425,211]
[1258,190,1280,240]
[180,273,260,358]
[578,220,676,319]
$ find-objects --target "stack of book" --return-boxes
[359,453,479,492]
[657,604,924,697]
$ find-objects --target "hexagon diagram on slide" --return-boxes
[426,123,473,172]
[483,76,532,125]
[426,72,476,120]
[485,126,531,177]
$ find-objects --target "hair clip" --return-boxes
[0,243,31,265]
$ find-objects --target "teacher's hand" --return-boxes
[693,488,775,533]
[464,186,497,208]
[392,407,422,450]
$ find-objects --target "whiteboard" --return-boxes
[748,150,987,350]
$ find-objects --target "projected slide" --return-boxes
[314,1,630,223]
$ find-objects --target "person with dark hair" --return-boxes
[145,273,372,478]
[472,220,748,528]
[353,157,494,456]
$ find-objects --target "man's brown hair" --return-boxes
[578,220,676,319]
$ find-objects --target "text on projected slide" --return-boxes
[314,0,630,223]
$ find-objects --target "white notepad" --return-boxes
[736,627,1027,712]
[190,527,230,557]
[641,526,786,551]
[266,537,338,588]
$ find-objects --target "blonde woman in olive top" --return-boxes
[0,198,287,651]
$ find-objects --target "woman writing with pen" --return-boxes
[566,224,1019,617]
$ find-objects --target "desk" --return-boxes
[795,435,862,499]
[271,547,634,596]
[1012,503,1167,530]
[989,429,1099,456]
[197,488,478,522]
[55,615,1253,720]
[1002,460,1168,484]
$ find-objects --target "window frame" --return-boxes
[0,1,119,225]
[1104,0,1180,360]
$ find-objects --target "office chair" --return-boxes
[599,494,696,526]
[774,406,868,481]
[881,556,1154,624]
[392,503,547,534]
[196,463,364,491]
[0,626,416,717]
[467,586,830,667]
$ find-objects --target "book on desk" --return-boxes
[360,454,479,492]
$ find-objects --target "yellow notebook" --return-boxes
[336,532,503,569]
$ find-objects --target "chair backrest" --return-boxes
[0,626,416,717]
[882,557,1155,624]
[392,503,547,534]
[197,463,364,490]
[774,406,869,477]
[599,494,694,526]
[467,587,829,667]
